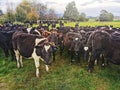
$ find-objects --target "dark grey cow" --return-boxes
[12,33,53,77]
[63,32,83,65]
[0,31,16,61]
[86,30,120,72]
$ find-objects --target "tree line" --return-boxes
[63,1,114,21]
[0,0,114,23]
[0,0,57,23]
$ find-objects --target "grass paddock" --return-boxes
[0,49,120,90]
[64,21,120,28]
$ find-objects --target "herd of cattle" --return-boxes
[0,21,120,77]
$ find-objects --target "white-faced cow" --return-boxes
[12,33,53,77]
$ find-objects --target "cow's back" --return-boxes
[12,33,38,58]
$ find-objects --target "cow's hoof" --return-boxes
[36,75,39,78]
[88,69,93,73]
[17,66,20,69]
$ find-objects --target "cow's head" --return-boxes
[48,31,58,46]
[35,41,53,65]
[70,36,82,52]
[58,33,63,45]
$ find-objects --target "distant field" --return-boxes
[64,21,120,27]
[13,21,120,28]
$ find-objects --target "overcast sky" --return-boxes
[0,0,120,17]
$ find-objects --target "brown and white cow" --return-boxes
[12,33,53,77]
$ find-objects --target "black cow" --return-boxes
[12,33,53,77]
[63,32,83,65]
[58,33,64,56]
[0,31,16,61]
[87,30,120,72]
[0,32,9,57]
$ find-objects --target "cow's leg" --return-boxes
[101,54,105,67]
[84,50,89,61]
[14,50,20,68]
[3,47,9,57]
[88,50,100,72]
[60,46,62,56]
[95,55,101,65]
[45,65,49,72]
[106,59,109,65]
[70,51,74,64]
[88,52,92,62]
[20,55,23,67]
[84,47,89,61]
[53,52,55,62]
[34,58,40,77]
[10,48,16,61]
[104,54,109,66]
[60,43,64,56]
[77,51,80,66]
[88,55,95,72]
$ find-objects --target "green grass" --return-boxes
[64,21,120,28]
[13,21,120,28]
[0,49,120,90]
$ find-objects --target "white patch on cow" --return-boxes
[75,38,78,41]
[40,57,44,61]
[27,27,32,34]
[95,60,97,65]
[102,63,105,66]
[100,54,102,58]
[32,48,45,62]
[32,48,40,77]
[34,59,40,77]
[72,59,75,61]
[35,38,46,46]
[115,31,118,33]
[109,27,112,30]
[20,55,23,67]
[80,30,85,33]
[44,45,50,52]
[36,68,39,77]
[109,26,112,30]
[32,48,49,77]
[88,52,91,62]
[84,47,88,51]
[35,29,41,35]
[14,50,20,68]
[45,65,49,72]
[32,48,39,59]
[101,30,105,32]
